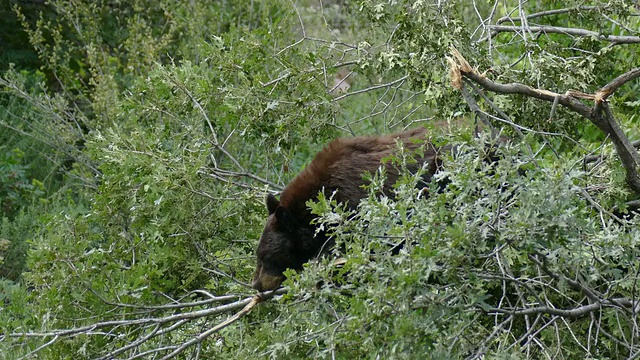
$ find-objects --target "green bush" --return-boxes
[0,0,639,358]
[0,148,43,216]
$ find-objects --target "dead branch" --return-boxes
[207,167,283,191]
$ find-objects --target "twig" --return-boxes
[331,75,409,102]
[578,187,627,224]
[584,140,640,164]
[467,315,514,360]
[208,168,283,190]
[527,252,600,302]
[260,71,291,87]
[18,335,59,360]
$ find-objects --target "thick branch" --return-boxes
[591,103,640,191]
[456,68,593,118]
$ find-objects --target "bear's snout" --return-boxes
[252,267,285,292]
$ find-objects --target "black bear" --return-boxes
[252,127,444,291]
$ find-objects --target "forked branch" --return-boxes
[2,289,286,360]
[448,48,640,194]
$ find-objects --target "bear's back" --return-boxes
[279,127,433,220]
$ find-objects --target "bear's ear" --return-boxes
[274,205,295,232]
[266,193,280,215]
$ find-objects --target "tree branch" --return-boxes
[157,295,263,360]
[486,302,603,317]
[331,75,409,102]
[596,68,640,102]
[495,6,600,25]
[489,25,640,44]
[449,48,640,194]
[2,289,287,359]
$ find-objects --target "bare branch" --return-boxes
[19,335,59,360]
[260,71,291,87]
[331,75,409,102]
[207,168,283,191]
[6,298,248,339]
[468,315,514,360]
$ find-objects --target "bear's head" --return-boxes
[252,193,316,292]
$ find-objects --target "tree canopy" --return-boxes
[1,0,639,359]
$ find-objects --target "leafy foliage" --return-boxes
[0,0,639,358]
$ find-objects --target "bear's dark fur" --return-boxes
[252,127,444,291]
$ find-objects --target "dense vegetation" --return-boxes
[1,0,639,358]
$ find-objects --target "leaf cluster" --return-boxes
[0,0,638,358]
